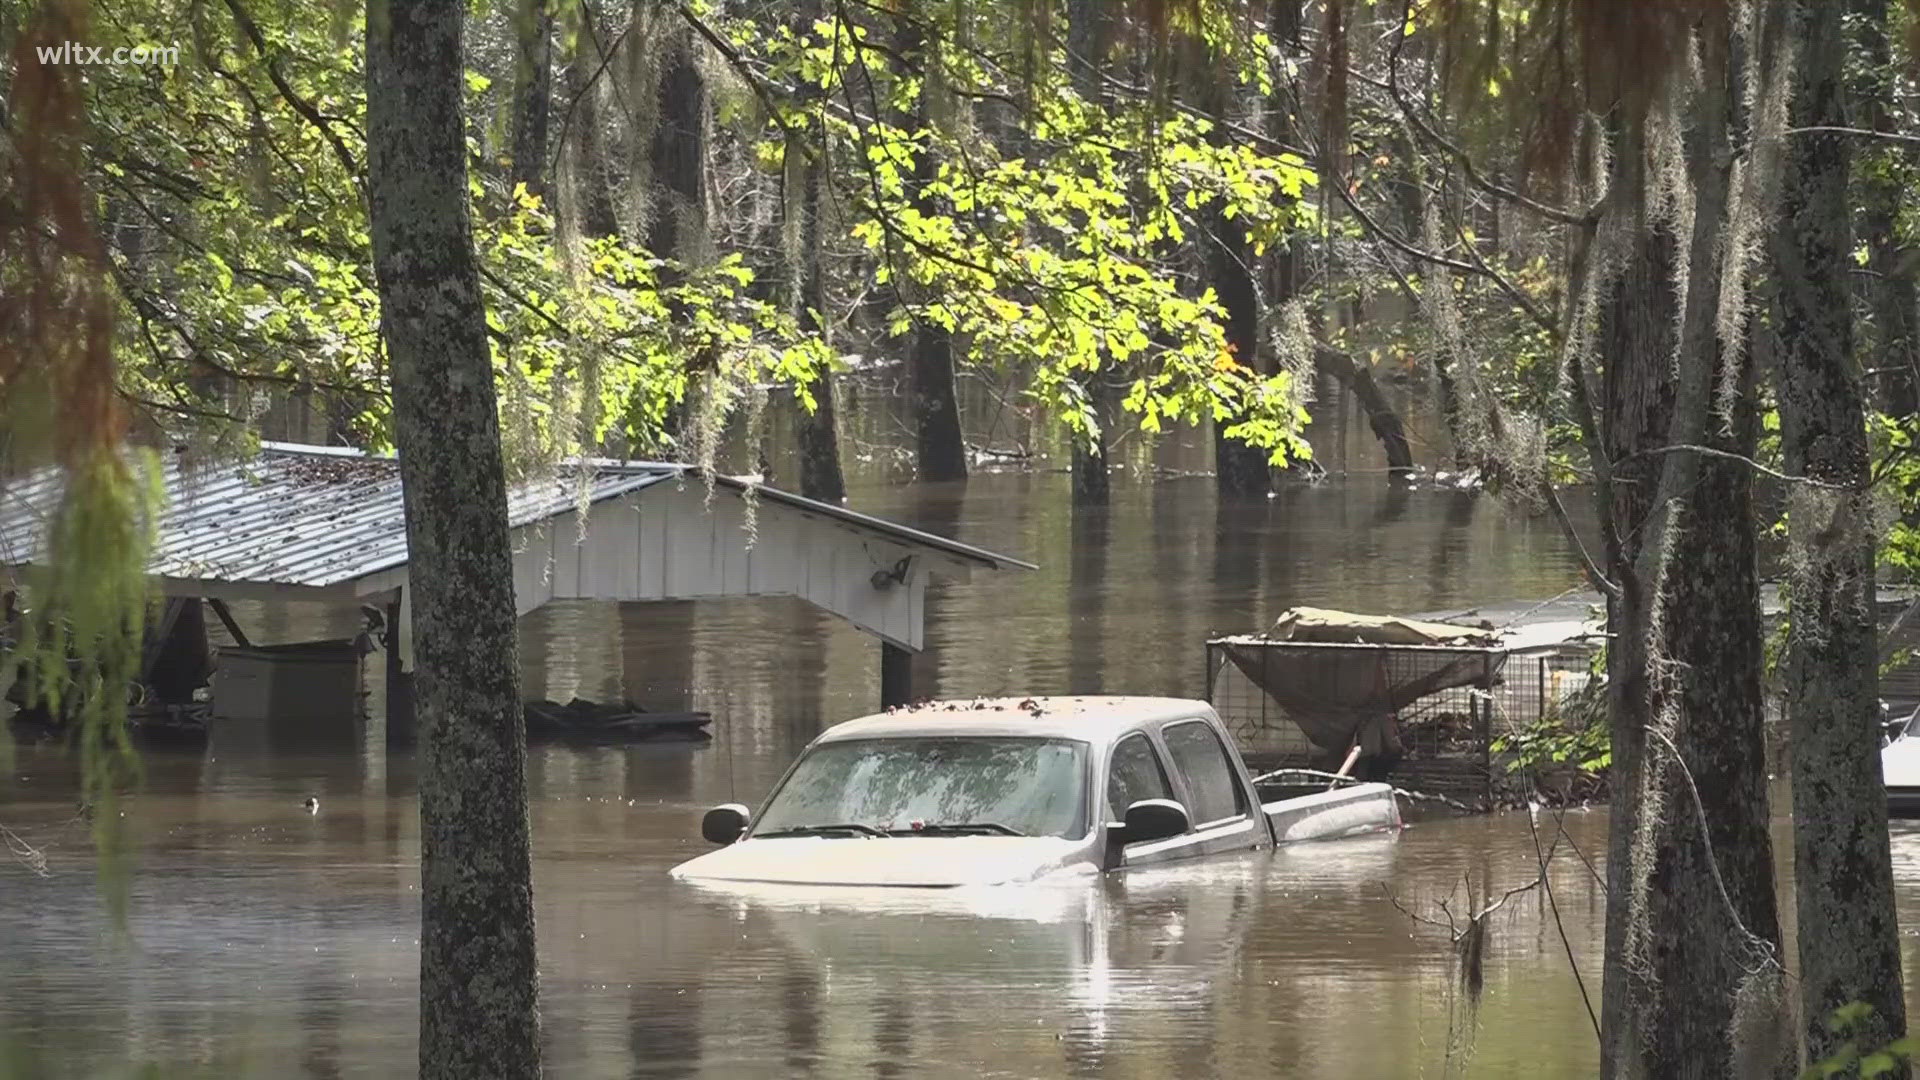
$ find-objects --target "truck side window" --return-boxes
[1106,734,1173,820]
[1163,721,1248,825]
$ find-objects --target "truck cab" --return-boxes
[670,696,1401,888]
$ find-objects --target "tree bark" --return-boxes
[1194,43,1269,497]
[646,26,707,263]
[778,0,844,503]
[365,2,542,1076]
[896,14,967,483]
[1776,0,1910,1065]
[792,86,846,502]
[1066,0,1111,504]
[1596,163,1678,1079]
[1203,207,1268,495]
[1648,356,1792,1079]
[1852,0,1920,419]
[507,0,553,201]
[563,8,619,240]
[1314,343,1413,477]
[1596,23,1791,1066]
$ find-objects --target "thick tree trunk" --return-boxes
[647,28,707,263]
[908,307,968,482]
[1194,46,1269,497]
[1204,207,1268,495]
[782,0,844,503]
[1596,184,1678,1079]
[1648,364,1792,1079]
[507,0,553,200]
[1852,0,1920,419]
[365,2,541,1076]
[1776,0,1910,1065]
[896,16,967,483]
[1066,0,1111,504]
[1597,38,1790,1066]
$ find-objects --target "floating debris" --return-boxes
[522,697,711,743]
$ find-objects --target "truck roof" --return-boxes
[814,696,1217,744]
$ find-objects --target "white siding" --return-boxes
[355,480,965,652]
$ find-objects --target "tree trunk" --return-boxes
[1597,29,1791,1064]
[563,11,619,240]
[1203,201,1268,496]
[365,2,541,1077]
[1195,45,1269,497]
[647,27,707,264]
[1066,0,1111,504]
[1776,0,1910,1065]
[1648,359,1793,1079]
[507,0,553,201]
[1852,0,1920,419]
[792,95,846,502]
[897,15,967,483]
[1596,170,1678,1079]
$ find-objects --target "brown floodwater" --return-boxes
[4,378,1919,1077]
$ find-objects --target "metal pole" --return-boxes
[1482,652,1494,806]
[386,588,412,746]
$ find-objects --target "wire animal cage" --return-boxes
[1207,635,1596,806]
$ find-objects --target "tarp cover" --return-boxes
[1263,607,1499,647]
[1216,608,1504,758]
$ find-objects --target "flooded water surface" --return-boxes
[5,385,1918,1078]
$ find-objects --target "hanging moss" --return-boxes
[0,0,163,919]
[8,452,161,920]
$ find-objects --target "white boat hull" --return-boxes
[1262,782,1403,844]
[1882,736,1920,819]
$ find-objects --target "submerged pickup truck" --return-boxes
[670,695,1402,887]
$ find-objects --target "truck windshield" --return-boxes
[753,737,1090,840]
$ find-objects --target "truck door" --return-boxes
[1156,720,1266,859]
[1105,732,1202,868]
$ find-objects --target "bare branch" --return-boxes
[1616,443,1856,490]
[1786,125,1920,148]
[677,3,793,140]
[221,0,364,192]
[545,1,634,181]
[1446,209,1559,340]
[1382,885,1459,934]
[1385,0,1590,227]
[3,824,48,877]
[1526,807,1601,1041]
[1547,483,1618,598]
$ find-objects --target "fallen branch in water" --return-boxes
[3,823,48,877]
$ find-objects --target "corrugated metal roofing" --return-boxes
[0,442,1032,590]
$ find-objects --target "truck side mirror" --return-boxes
[701,803,751,845]
[1114,799,1189,845]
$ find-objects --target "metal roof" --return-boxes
[0,442,1033,591]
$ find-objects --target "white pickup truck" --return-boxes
[670,695,1402,888]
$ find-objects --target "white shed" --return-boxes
[0,442,1034,720]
